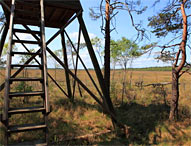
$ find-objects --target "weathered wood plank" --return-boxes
[40,0,49,113]
[0,23,9,57]
[61,32,72,100]
[9,91,44,97]
[8,123,46,133]
[3,0,15,123]
[8,106,45,115]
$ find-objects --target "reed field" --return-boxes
[0,68,191,145]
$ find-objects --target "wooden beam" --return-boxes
[72,26,81,99]
[64,30,103,99]
[59,9,68,23]
[22,25,41,41]
[3,0,15,123]
[0,49,41,92]
[12,33,69,101]
[23,25,79,101]
[46,46,125,129]
[48,73,69,98]
[45,10,82,45]
[14,18,40,26]
[46,47,103,107]
[47,9,56,22]
[0,1,11,12]
[45,1,82,11]
[40,0,49,113]
[77,14,116,116]
[13,28,41,35]
[0,23,9,58]
[61,32,72,100]
[3,1,15,144]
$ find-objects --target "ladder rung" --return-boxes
[13,28,41,35]
[11,51,41,56]
[8,140,47,146]
[8,106,45,115]
[9,91,44,97]
[8,123,46,133]
[11,64,42,68]
[9,78,43,82]
[12,40,41,45]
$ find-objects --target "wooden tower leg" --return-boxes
[61,32,72,101]
[77,14,115,114]
[0,23,9,58]
[3,0,15,145]
[40,0,49,144]
[40,0,49,113]
[72,26,82,99]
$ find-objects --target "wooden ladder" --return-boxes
[2,0,50,145]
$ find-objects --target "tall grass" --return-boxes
[0,69,191,145]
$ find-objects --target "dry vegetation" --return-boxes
[0,68,191,145]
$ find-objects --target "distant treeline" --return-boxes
[124,66,173,71]
[1,66,190,72]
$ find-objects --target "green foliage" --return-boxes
[148,12,182,37]
[148,1,191,37]
[91,37,104,66]
[91,37,102,49]
[19,48,35,64]
[0,43,17,67]
[140,42,157,51]
[110,37,142,68]
[15,81,33,92]
[66,40,86,51]
[2,43,17,55]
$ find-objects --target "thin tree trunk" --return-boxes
[104,0,110,97]
[169,68,179,120]
[121,66,127,105]
[112,61,116,81]
[55,65,57,81]
[129,71,133,88]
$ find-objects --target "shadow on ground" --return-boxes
[97,102,170,145]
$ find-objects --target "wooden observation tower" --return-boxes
[0,0,117,145]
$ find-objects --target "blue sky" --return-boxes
[1,0,190,69]
[78,0,190,68]
[66,0,175,68]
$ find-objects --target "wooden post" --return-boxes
[3,0,15,145]
[46,47,103,106]
[72,26,82,99]
[47,47,122,127]
[0,23,9,58]
[61,31,72,100]
[64,30,103,98]
[77,14,115,114]
[40,0,50,113]
[3,0,15,121]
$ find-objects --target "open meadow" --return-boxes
[0,68,191,145]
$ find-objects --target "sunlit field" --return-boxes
[0,68,191,145]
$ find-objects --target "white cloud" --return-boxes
[68,32,96,43]
[13,33,35,41]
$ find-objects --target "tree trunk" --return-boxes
[55,65,56,81]
[104,0,110,97]
[112,61,116,81]
[169,1,187,121]
[121,66,127,105]
[169,68,179,120]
